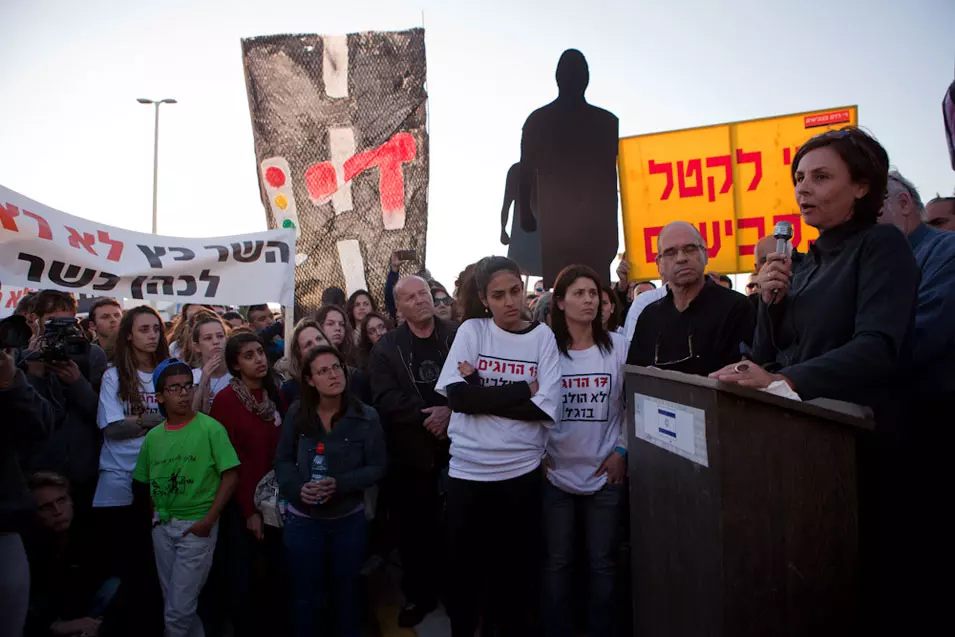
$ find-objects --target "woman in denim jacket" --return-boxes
[274,345,387,637]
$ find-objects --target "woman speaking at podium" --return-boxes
[708,126,919,634]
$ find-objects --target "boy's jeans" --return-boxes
[152,518,218,637]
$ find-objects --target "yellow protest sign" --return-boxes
[618,106,858,279]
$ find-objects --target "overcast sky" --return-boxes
[1,0,952,290]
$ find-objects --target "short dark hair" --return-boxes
[89,297,122,322]
[321,286,347,308]
[718,274,733,289]
[33,290,78,319]
[155,361,192,394]
[247,304,271,321]
[221,311,244,322]
[637,281,657,289]
[16,292,37,317]
[791,127,889,225]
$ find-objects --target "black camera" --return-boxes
[26,317,91,364]
[0,314,33,353]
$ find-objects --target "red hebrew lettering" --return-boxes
[515,364,525,375]
[478,359,489,371]
[736,217,767,256]
[97,231,124,262]
[648,160,674,200]
[773,213,803,248]
[697,221,722,259]
[304,162,338,203]
[704,155,732,202]
[643,226,663,263]
[529,366,537,377]
[0,202,18,232]
[677,159,704,198]
[66,227,97,256]
[23,211,52,240]
[5,288,25,308]
[561,378,569,389]
[736,149,763,190]
[582,377,590,388]
[344,132,416,226]
[724,219,733,237]
[782,146,800,167]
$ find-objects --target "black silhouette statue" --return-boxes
[500,162,542,276]
[519,49,619,287]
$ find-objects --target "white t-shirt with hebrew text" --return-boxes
[93,367,159,508]
[546,332,628,495]
[435,319,561,482]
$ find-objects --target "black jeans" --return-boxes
[388,464,445,607]
[446,469,541,637]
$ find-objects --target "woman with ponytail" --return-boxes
[434,256,562,637]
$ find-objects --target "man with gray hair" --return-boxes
[626,221,755,375]
[879,171,955,409]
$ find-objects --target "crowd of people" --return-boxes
[2,124,954,637]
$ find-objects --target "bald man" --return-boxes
[627,222,756,375]
[369,275,458,627]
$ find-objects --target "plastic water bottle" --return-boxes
[310,442,328,504]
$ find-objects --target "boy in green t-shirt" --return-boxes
[133,358,239,637]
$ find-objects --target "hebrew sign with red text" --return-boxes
[618,106,857,278]
[242,29,429,314]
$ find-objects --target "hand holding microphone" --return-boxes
[759,221,794,305]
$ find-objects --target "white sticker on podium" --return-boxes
[633,394,708,467]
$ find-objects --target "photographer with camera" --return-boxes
[1,313,57,637]
[23,291,108,530]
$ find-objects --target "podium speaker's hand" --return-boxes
[759,253,792,304]
[709,361,794,390]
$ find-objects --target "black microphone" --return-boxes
[771,221,794,300]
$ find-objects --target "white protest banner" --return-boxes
[1,184,295,308]
[0,284,36,319]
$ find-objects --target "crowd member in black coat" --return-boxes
[369,275,457,628]
[1,330,56,637]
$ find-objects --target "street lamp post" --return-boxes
[137,98,177,234]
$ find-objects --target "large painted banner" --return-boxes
[0,184,295,307]
[241,29,429,313]
[618,106,858,279]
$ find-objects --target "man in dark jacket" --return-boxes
[23,291,106,527]
[370,275,457,628]
[1,335,57,637]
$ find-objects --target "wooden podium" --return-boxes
[624,365,871,637]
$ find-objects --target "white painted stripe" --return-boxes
[322,35,349,99]
[336,239,367,296]
[328,127,356,215]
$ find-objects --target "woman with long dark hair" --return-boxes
[353,312,393,370]
[275,345,387,637]
[543,265,629,637]
[207,332,285,636]
[345,290,377,343]
[315,305,355,365]
[435,256,562,637]
[93,305,170,634]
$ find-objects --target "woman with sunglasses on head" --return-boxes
[543,265,629,637]
[275,345,386,637]
[434,256,562,637]
[206,332,286,636]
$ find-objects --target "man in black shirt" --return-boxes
[628,222,756,375]
[369,276,457,628]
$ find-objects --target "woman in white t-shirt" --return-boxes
[543,265,629,637]
[435,256,561,637]
[93,305,170,621]
[190,313,233,414]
